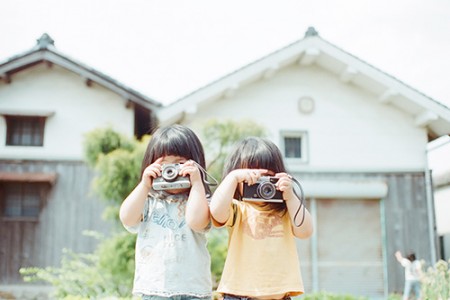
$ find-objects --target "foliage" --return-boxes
[421,259,450,300]
[386,293,402,300]
[83,127,134,168]
[92,137,148,222]
[207,228,229,287]
[301,291,368,300]
[20,231,136,299]
[202,118,266,184]
[84,130,148,222]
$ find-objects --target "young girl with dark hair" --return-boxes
[120,124,212,300]
[210,137,313,300]
[395,250,422,300]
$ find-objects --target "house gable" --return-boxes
[0,34,161,160]
[159,27,450,140]
[0,33,161,112]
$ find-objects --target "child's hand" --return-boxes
[230,169,268,185]
[275,172,296,201]
[179,160,202,187]
[141,157,164,188]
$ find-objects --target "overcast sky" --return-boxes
[1,0,450,109]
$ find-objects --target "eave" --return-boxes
[0,34,162,112]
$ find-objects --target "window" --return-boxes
[285,136,302,158]
[5,116,46,146]
[0,172,56,221]
[134,104,153,140]
[1,183,42,220]
[281,131,308,162]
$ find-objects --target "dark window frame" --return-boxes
[0,181,48,222]
[280,130,308,163]
[5,115,46,146]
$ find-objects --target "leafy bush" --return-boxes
[421,259,450,300]
[386,293,402,300]
[20,232,136,299]
[83,127,134,168]
[301,291,368,300]
[207,228,228,287]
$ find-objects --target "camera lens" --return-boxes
[162,165,178,182]
[257,181,276,200]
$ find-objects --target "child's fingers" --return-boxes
[180,165,198,177]
[144,163,162,178]
[276,176,293,191]
[275,172,290,179]
[246,169,266,184]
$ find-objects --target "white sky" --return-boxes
[1,0,450,108]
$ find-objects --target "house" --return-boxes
[158,27,450,298]
[0,33,161,291]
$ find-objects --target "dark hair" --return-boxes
[223,137,288,213]
[407,253,416,262]
[141,124,210,195]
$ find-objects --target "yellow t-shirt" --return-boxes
[213,200,304,298]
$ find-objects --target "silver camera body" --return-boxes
[152,163,191,191]
[242,176,284,203]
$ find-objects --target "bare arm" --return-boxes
[210,169,267,224]
[395,251,404,263]
[119,158,163,227]
[277,173,313,239]
[183,161,210,232]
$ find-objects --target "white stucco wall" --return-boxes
[0,64,134,160]
[184,64,428,172]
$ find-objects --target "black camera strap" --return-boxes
[191,161,218,187]
[291,176,306,228]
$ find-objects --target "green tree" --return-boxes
[202,118,266,182]
[83,127,135,169]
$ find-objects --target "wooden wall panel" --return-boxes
[0,161,112,284]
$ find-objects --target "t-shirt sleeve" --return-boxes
[122,198,150,234]
[212,201,238,228]
[400,258,411,268]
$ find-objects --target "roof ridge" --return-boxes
[36,33,55,49]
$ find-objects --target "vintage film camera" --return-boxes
[242,176,284,203]
[152,163,191,191]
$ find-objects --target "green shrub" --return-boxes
[386,293,402,300]
[421,259,450,300]
[207,228,229,287]
[83,127,134,168]
[20,231,137,299]
[301,291,368,300]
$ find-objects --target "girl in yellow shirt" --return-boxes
[210,137,313,300]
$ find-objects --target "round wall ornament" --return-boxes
[298,96,315,114]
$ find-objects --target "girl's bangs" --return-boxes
[154,137,193,159]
